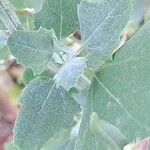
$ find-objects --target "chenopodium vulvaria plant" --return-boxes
[0,0,150,149]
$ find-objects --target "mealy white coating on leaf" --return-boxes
[87,22,150,145]
[34,0,80,39]
[0,30,9,49]
[54,57,87,91]
[78,0,131,56]
[8,27,54,75]
[0,0,22,30]
[14,78,80,150]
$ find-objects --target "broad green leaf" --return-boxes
[78,0,131,57]
[0,30,9,49]
[0,0,22,30]
[75,98,127,150]
[34,0,80,39]
[14,77,80,150]
[54,57,87,91]
[8,27,54,75]
[89,22,150,141]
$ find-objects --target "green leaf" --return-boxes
[54,57,87,91]
[4,142,18,150]
[90,112,128,150]
[78,0,131,58]
[0,30,9,49]
[0,0,22,30]
[74,97,100,150]
[42,129,75,150]
[130,0,145,26]
[34,0,80,39]
[14,77,80,150]
[8,27,54,75]
[89,22,150,141]
[75,99,127,150]
[9,0,43,11]
[53,34,73,54]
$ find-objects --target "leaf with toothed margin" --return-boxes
[13,77,80,150]
[54,57,87,91]
[78,0,131,59]
[75,22,150,149]
[34,0,81,39]
[7,27,54,75]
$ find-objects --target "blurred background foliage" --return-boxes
[1,0,150,149]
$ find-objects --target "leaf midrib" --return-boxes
[81,1,128,48]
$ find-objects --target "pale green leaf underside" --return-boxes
[8,27,54,75]
[78,0,131,56]
[14,77,80,150]
[90,21,150,140]
[54,57,87,91]
[34,0,80,39]
[0,0,22,30]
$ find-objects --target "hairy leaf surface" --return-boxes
[75,21,150,150]
[54,57,87,91]
[8,27,54,75]
[78,0,131,57]
[14,77,80,150]
[0,0,22,30]
[89,22,150,141]
[0,30,9,49]
[34,0,80,39]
